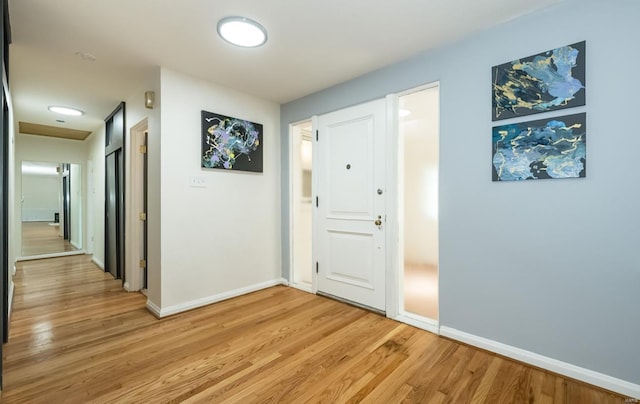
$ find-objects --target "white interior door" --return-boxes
[316,99,386,311]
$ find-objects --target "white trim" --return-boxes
[7,281,14,322]
[91,255,105,270]
[385,93,400,318]
[392,311,439,335]
[288,122,295,284]
[126,118,149,292]
[289,282,312,294]
[149,278,287,318]
[396,81,441,98]
[311,115,319,295]
[16,250,86,261]
[145,299,161,318]
[288,119,314,288]
[440,326,640,399]
[70,240,81,249]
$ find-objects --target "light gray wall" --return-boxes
[280,0,640,384]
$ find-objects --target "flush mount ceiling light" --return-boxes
[217,16,267,48]
[48,106,84,116]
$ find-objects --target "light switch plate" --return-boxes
[189,176,206,188]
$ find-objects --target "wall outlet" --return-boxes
[189,176,207,188]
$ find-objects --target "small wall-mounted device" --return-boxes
[144,91,155,109]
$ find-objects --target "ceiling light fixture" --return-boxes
[48,106,84,116]
[217,16,267,48]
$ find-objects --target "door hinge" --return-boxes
[139,145,147,154]
[316,196,318,207]
[316,130,318,141]
[139,212,147,221]
[139,259,147,268]
[316,262,319,274]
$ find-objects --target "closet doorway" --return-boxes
[398,84,439,323]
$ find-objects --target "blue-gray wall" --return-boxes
[281,0,639,384]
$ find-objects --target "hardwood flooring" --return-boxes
[1,255,629,403]
[21,221,79,256]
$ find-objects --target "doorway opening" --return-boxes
[398,84,440,324]
[290,120,313,292]
[127,118,148,292]
[20,161,83,258]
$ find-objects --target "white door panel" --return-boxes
[317,99,386,311]
[325,117,374,219]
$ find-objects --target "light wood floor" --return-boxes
[1,255,628,403]
[21,221,79,256]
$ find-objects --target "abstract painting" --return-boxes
[492,113,586,181]
[201,110,263,172]
[492,41,585,121]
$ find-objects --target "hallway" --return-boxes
[21,222,80,256]
[1,256,626,403]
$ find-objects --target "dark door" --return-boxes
[0,86,5,388]
[105,152,118,278]
[104,102,125,282]
[1,0,11,388]
[62,168,70,241]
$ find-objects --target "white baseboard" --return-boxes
[7,281,14,322]
[290,282,313,294]
[440,326,640,399]
[70,241,81,249]
[146,300,161,318]
[393,312,439,335]
[148,278,287,318]
[91,255,104,270]
[16,250,86,261]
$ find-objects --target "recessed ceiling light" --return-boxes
[217,16,267,48]
[48,106,84,116]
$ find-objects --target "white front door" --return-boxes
[316,99,386,311]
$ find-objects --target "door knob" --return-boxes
[374,215,382,226]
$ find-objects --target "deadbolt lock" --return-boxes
[374,215,382,226]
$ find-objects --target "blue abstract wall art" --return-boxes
[201,110,263,172]
[492,113,586,181]
[492,41,585,121]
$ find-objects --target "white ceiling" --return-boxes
[8,0,563,134]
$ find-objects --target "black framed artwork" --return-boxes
[492,41,586,121]
[201,110,263,173]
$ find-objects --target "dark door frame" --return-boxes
[1,0,12,389]
[62,165,70,241]
[104,102,126,283]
